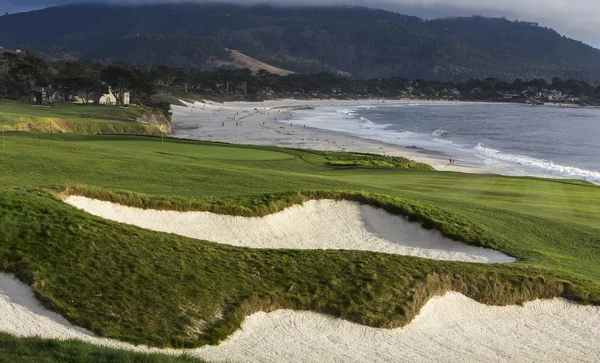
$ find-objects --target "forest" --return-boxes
[2,50,600,110]
[2,4,600,83]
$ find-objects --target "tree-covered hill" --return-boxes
[1,3,600,82]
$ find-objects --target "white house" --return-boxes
[114,90,130,106]
[122,92,130,105]
[97,87,118,105]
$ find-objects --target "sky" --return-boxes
[1,0,598,47]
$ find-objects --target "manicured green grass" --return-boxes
[150,93,204,107]
[317,150,435,170]
[0,100,159,134]
[0,334,205,363]
[0,132,599,352]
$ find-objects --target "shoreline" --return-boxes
[170,99,494,174]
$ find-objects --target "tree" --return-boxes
[2,50,50,100]
[552,77,565,90]
[54,75,107,103]
[100,64,136,92]
[101,63,154,103]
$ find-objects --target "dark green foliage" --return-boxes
[1,4,600,82]
[1,50,50,99]
[3,50,600,104]
[85,35,229,70]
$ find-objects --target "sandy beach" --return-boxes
[171,99,495,173]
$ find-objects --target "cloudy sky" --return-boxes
[1,0,598,47]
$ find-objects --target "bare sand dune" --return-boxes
[65,196,514,263]
[1,273,598,363]
[214,49,294,76]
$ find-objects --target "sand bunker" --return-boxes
[65,196,514,263]
[1,273,598,362]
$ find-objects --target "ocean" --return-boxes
[290,102,600,184]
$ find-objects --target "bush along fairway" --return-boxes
[0,132,599,353]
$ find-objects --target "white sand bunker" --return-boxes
[1,273,599,363]
[65,196,514,263]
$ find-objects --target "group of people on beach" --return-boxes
[448,158,457,166]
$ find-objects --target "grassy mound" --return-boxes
[0,100,161,135]
[318,150,435,170]
[0,133,599,350]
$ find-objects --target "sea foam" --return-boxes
[474,143,600,183]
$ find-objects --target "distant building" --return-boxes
[31,86,50,105]
[94,87,118,105]
[50,90,65,103]
[114,90,130,106]
[69,91,95,104]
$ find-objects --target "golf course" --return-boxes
[0,103,599,362]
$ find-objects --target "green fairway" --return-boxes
[0,100,160,135]
[0,132,599,351]
[70,137,297,161]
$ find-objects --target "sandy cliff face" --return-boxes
[136,111,172,134]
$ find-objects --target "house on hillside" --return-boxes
[470,87,483,96]
[114,89,131,106]
[31,86,50,105]
[50,90,65,103]
[547,90,564,101]
[93,87,118,105]
[68,91,95,104]
[89,87,130,106]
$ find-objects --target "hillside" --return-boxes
[214,49,294,76]
[1,4,600,82]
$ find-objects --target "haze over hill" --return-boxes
[2,3,600,82]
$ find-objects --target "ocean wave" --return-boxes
[337,109,355,116]
[359,117,391,130]
[432,129,450,138]
[474,143,600,182]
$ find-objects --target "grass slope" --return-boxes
[0,133,599,351]
[0,100,160,135]
[0,334,204,363]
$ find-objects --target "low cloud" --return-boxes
[2,0,598,46]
